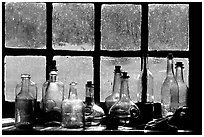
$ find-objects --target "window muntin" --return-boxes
[148,4,189,51]
[52,3,94,51]
[101,4,141,51]
[5,56,46,101]
[5,2,46,49]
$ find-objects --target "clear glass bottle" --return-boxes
[137,56,154,103]
[15,74,37,129]
[109,72,140,127]
[105,66,122,111]
[42,60,64,126]
[175,62,188,107]
[161,53,179,117]
[84,81,105,126]
[62,82,84,128]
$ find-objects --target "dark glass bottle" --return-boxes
[42,60,64,126]
[105,66,122,111]
[175,62,188,107]
[161,53,179,117]
[137,56,154,103]
[62,82,84,128]
[109,72,140,127]
[15,74,37,129]
[84,81,105,126]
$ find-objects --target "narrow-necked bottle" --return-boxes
[105,66,122,111]
[175,62,188,107]
[62,82,84,128]
[137,56,154,103]
[161,53,179,117]
[109,72,140,127]
[15,74,37,129]
[84,81,105,126]
[42,60,64,126]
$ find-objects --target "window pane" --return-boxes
[54,56,93,100]
[148,57,189,103]
[5,2,46,49]
[101,4,141,51]
[52,3,94,51]
[100,57,141,101]
[5,56,46,101]
[148,4,189,50]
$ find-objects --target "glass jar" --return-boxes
[15,74,37,129]
[62,82,85,128]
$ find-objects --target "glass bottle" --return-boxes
[15,74,37,129]
[161,53,179,117]
[42,60,64,126]
[175,62,188,107]
[105,66,122,111]
[62,82,84,128]
[84,81,105,126]
[137,56,154,103]
[109,72,140,127]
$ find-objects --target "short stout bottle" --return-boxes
[15,74,37,129]
[161,53,179,117]
[84,81,105,126]
[62,82,84,128]
[42,60,64,126]
[105,66,122,112]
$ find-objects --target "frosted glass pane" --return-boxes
[5,2,46,49]
[52,3,94,51]
[148,57,189,103]
[54,56,93,101]
[101,4,141,51]
[100,57,141,101]
[148,4,189,50]
[5,56,46,101]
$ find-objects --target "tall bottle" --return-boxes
[161,53,179,117]
[42,60,64,126]
[175,62,188,107]
[15,74,37,129]
[62,82,84,128]
[84,81,105,126]
[105,66,122,111]
[137,56,154,103]
[109,72,140,127]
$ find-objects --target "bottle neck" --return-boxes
[176,67,184,82]
[49,71,58,82]
[120,78,130,100]
[112,72,121,94]
[68,84,78,99]
[85,86,95,105]
[166,58,174,76]
[21,77,30,93]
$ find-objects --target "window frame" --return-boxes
[2,2,202,133]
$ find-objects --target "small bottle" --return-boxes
[62,82,84,128]
[175,62,188,107]
[105,66,122,111]
[137,55,154,103]
[15,74,37,129]
[84,81,105,126]
[42,60,64,126]
[109,72,140,127]
[161,53,179,117]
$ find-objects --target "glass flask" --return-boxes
[175,62,188,107]
[15,74,37,129]
[84,81,105,126]
[105,66,122,111]
[62,82,85,128]
[109,72,140,127]
[42,60,64,126]
[136,56,154,103]
[161,53,179,117]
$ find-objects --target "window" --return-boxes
[3,2,202,133]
